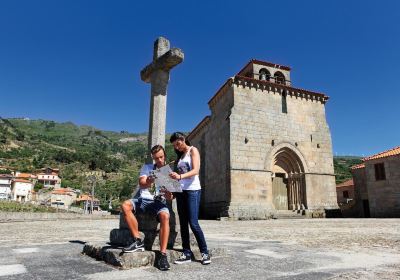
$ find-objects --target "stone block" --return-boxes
[115,199,180,249]
[83,242,226,270]
[110,228,178,250]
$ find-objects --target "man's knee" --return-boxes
[158,211,170,223]
[121,200,134,214]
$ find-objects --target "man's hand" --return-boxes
[145,176,155,185]
[161,189,174,200]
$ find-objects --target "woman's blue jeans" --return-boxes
[175,190,208,255]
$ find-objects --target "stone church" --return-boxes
[188,59,339,219]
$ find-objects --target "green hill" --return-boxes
[0,117,149,172]
[0,117,179,208]
[334,156,362,184]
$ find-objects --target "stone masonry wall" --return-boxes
[350,167,368,217]
[229,82,338,216]
[365,156,400,217]
[190,87,234,218]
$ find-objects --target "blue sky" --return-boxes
[0,0,399,156]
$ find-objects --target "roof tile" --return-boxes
[363,146,400,161]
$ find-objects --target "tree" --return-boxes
[34,182,44,192]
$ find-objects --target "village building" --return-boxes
[11,179,34,202]
[351,146,400,218]
[188,59,338,219]
[36,167,61,188]
[14,172,37,184]
[336,179,355,205]
[76,194,101,212]
[0,174,12,200]
[50,188,78,209]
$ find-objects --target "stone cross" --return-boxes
[141,37,184,159]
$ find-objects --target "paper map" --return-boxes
[150,164,182,193]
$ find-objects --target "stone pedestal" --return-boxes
[110,200,180,250]
[83,242,225,269]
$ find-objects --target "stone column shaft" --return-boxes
[147,70,169,153]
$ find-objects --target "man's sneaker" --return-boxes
[122,238,144,253]
[201,253,211,265]
[157,253,170,271]
[174,252,192,264]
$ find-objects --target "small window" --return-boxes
[282,92,287,114]
[374,163,386,181]
[343,191,349,199]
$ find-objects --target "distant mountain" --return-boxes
[0,117,149,173]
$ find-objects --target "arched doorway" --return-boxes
[271,147,307,210]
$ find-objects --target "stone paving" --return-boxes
[0,218,399,279]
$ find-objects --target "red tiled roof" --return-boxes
[52,190,74,195]
[51,188,74,194]
[336,179,354,188]
[17,173,37,179]
[351,163,365,170]
[13,179,33,184]
[76,194,99,202]
[237,59,291,75]
[363,146,400,161]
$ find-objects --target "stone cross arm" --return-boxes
[140,48,184,83]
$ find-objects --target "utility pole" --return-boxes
[91,178,95,213]
[87,174,96,214]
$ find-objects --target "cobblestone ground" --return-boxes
[0,218,399,279]
[203,218,400,251]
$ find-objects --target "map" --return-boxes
[150,164,182,193]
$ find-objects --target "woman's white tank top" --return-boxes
[177,146,201,191]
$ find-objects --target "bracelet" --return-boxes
[179,174,182,180]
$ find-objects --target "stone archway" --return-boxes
[270,146,307,210]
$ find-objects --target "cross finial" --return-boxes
[153,37,170,61]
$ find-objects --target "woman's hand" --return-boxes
[169,172,181,180]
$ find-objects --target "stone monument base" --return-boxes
[82,242,225,269]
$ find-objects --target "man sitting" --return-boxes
[120,144,173,271]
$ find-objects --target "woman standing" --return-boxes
[169,132,211,265]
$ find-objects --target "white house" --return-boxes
[0,174,12,200]
[36,167,61,188]
[12,179,34,202]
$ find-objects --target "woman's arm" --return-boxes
[180,147,200,180]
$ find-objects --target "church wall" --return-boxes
[228,83,338,215]
[305,174,338,210]
[227,169,274,219]
[191,88,234,218]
